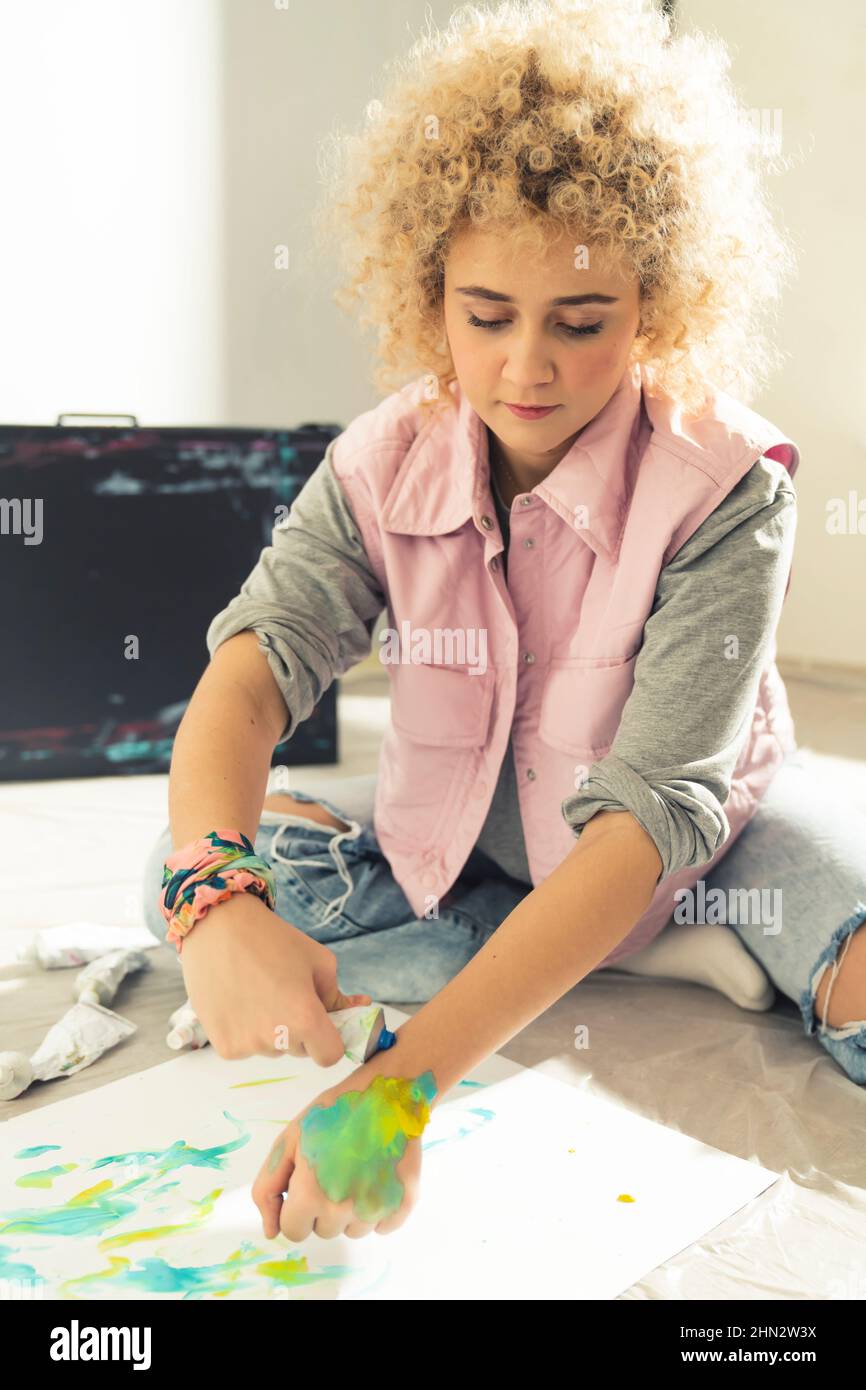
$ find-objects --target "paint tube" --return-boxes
[0,1053,34,1101]
[73,949,149,1007]
[0,1002,137,1100]
[17,922,158,969]
[166,1002,209,1051]
[329,1004,397,1063]
[162,1002,393,1060]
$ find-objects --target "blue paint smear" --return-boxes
[0,1114,252,1242]
[422,1106,496,1151]
[89,1110,249,1177]
[61,1242,358,1300]
[0,1243,47,1286]
[14,1145,62,1159]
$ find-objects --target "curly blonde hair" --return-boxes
[312,0,797,415]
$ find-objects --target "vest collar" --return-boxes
[380,363,645,563]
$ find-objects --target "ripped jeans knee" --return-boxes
[801,904,866,1084]
[266,785,368,929]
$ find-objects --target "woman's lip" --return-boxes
[503,403,559,418]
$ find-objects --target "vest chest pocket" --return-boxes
[390,661,496,746]
[378,661,497,853]
[538,654,639,759]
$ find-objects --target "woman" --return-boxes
[142,0,866,1242]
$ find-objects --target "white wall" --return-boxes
[0,0,453,423]
[0,0,224,425]
[679,0,866,667]
[217,0,457,429]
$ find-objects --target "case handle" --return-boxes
[55,413,139,427]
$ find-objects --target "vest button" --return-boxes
[523,537,536,548]
[480,515,494,530]
[523,651,536,663]
[526,767,537,780]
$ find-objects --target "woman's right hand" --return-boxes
[178,891,371,1065]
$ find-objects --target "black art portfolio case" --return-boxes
[0,414,341,782]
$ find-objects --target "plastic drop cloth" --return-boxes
[2,771,866,1299]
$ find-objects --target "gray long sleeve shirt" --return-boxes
[205,436,797,885]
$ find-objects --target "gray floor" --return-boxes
[2,659,866,1299]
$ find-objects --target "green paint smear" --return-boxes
[99,1187,223,1251]
[0,1113,250,1242]
[89,1109,249,1178]
[59,1243,356,1299]
[14,1145,62,1159]
[0,1180,141,1239]
[3,1112,365,1300]
[15,1164,78,1189]
[300,1071,437,1223]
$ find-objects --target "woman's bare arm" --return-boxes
[168,629,288,849]
[330,809,663,1101]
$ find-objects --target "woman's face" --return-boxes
[442,224,642,478]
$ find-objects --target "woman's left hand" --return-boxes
[252,1076,424,1242]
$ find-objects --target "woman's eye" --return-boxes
[466,313,603,337]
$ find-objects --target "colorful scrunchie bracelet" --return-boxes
[159,828,277,953]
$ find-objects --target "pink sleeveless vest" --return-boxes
[331,363,800,966]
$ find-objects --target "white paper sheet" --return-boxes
[0,1010,779,1300]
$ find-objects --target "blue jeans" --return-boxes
[141,780,531,1004]
[141,750,866,1084]
[692,748,866,1083]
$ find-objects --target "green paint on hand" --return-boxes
[300,1071,438,1223]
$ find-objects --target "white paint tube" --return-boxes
[329,1004,395,1063]
[166,1002,209,1051]
[73,949,150,1007]
[0,1053,33,1100]
[17,922,158,969]
[163,1003,393,1062]
[0,1001,137,1100]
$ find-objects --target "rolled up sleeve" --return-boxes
[560,457,798,881]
